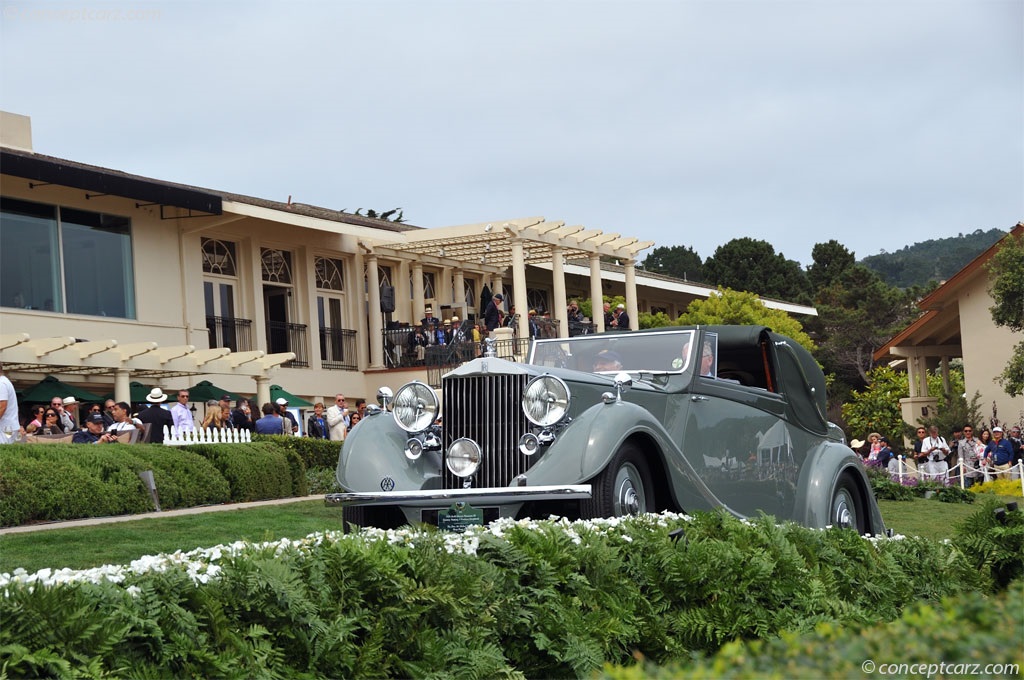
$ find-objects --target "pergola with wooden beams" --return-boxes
[0,334,295,407]
[359,217,654,368]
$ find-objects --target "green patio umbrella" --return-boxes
[18,375,105,404]
[184,380,246,403]
[103,381,154,404]
[269,384,314,407]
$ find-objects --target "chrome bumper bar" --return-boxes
[325,484,591,507]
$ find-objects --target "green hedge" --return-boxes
[3,508,1016,678]
[602,580,1024,679]
[251,434,339,470]
[0,440,315,526]
[184,442,302,502]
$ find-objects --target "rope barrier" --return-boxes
[885,457,1023,495]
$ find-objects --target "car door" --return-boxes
[680,337,800,519]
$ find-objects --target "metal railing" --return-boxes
[267,321,309,368]
[319,327,358,370]
[206,316,254,352]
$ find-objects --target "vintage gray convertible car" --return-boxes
[327,325,885,534]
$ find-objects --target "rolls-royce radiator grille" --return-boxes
[442,374,531,489]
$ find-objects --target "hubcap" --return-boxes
[614,463,645,515]
[834,490,855,529]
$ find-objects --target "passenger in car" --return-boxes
[700,341,716,377]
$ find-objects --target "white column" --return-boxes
[623,258,639,331]
[510,238,529,340]
[551,247,568,338]
[367,254,384,369]
[254,376,271,410]
[411,262,425,322]
[440,265,453,312]
[453,269,466,319]
[354,252,369,370]
[913,356,921,399]
[589,254,604,333]
[114,369,131,404]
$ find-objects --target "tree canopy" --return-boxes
[702,238,810,303]
[640,245,704,282]
[676,287,815,352]
[986,230,1024,397]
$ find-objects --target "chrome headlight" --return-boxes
[393,381,439,433]
[522,375,570,427]
[446,438,482,477]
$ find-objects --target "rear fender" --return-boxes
[795,441,885,533]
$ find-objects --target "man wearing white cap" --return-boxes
[276,397,298,435]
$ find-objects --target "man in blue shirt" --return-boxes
[72,413,119,444]
[984,427,1015,468]
[254,402,284,435]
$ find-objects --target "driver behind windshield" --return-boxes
[592,349,624,372]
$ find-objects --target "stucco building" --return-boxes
[0,111,815,411]
[874,223,1024,430]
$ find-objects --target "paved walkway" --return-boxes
[0,495,327,535]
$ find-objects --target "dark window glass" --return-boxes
[61,207,135,318]
[0,197,62,312]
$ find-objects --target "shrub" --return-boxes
[186,443,295,502]
[932,485,975,504]
[0,449,112,526]
[128,446,231,509]
[602,580,1024,679]
[251,434,339,470]
[970,478,1024,498]
[306,466,340,494]
[953,499,1024,590]
[0,444,233,524]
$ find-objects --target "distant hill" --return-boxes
[860,228,1007,289]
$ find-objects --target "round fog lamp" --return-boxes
[518,432,540,456]
[404,438,424,461]
[446,438,482,477]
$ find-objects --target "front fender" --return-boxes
[794,441,885,533]
[335,413,442,492]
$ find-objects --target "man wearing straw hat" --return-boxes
[137,388,174,444]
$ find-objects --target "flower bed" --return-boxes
[4,508,1018,679]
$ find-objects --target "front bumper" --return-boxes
[325,484,592,507]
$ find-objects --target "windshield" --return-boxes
[527,329,699,374]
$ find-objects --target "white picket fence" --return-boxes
[162,426,254,446]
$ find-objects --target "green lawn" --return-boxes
[2,495,1016,574]
[0,501,346,574]
[878,495,1019,541]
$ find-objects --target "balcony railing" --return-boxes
[206,316,254,353]
[320,327,358,370]
[267,320,309,368]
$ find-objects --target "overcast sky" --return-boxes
[2,0,1021,266]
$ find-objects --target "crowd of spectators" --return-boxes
[853,423,1023,485]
